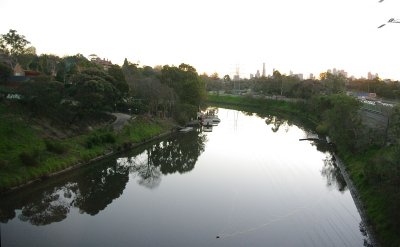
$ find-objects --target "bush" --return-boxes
[316,122,328,135]
[85,132,116,148]
[19,150,40,166]
[0,159,8,168]
[100,133,116,144]
[45,139,68,154]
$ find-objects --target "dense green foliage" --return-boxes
[0,29,31,57]
[122,59,205,123]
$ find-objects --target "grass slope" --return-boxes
[0,104,174,191]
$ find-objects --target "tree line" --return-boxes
[205,70,400,100]
[0,29,206,125]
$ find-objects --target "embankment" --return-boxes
[0,104,176,193]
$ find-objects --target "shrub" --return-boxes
[45,139,67,154]
[316,122,328,135]
[0,159,8,168]
[85,132,116,148]
[19,150,40,166]
[100,133,116,144]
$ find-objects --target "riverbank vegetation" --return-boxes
[0,101,175,190]
[0,29,205,191]
[208,94,400,247]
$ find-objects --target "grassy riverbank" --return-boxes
[208,94,399,247]
[0,103,175,191]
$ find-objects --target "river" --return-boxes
[0,108,371,246]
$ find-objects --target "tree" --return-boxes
[319,94,363,153]
[0,29,31,58]
[320,72,346,94]
[107,65,129,94]
[161,63,205,106]
[210,72,219,80]
[0,63,12,82]
[388,104,400,145]
[223,74,231,82]
[68,68,120,112]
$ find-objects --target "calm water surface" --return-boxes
[1,108,369,246]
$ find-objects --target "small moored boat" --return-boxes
[179,127,193,133]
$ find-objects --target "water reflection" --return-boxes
[118,130,206,188]
[321,155,347,192]
[264,115,289,132]
[0,161,131,225]
[0,130,206,225]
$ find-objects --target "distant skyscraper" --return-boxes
[234,65,240,81]
[368,72,373,80]
[255,70,260,78]
[262,63,266,77]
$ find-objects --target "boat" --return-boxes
[203,126,213,132]
[178,127,193,133]
[203,116,220,126]
[212,116,221,123]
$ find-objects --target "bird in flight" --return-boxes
[378,18,400,28]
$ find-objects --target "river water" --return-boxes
[0,108,370,246]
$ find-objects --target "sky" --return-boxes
[1,0,400,80]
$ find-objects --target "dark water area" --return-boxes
[0,108,370,246]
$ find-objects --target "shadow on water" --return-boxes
[0,130,206,226]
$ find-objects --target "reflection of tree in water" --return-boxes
[72,162,130,215]
[117,130,206,188]
[0,159,131,225]
[152,131,206,174]
[0,131,206,225]
[18,183,76,225]
[118,154,162,189]
[321,154,347,192]
[264,115,290,132]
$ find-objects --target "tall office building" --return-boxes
[262,63,266,77]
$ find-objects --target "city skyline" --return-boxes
[1,0,400,80]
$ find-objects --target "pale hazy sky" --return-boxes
[1,0,400,79]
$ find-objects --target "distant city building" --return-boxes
[326,68,348,78]
[367,72,378,80]
[233,74,240,81]
[293,73,303,80]
[255,70,260,78]
[309,73,315,80]
[262,63,266,77]
[250,73,254,79]
[337,69,347,78]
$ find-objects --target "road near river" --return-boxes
[0,108,372,247]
